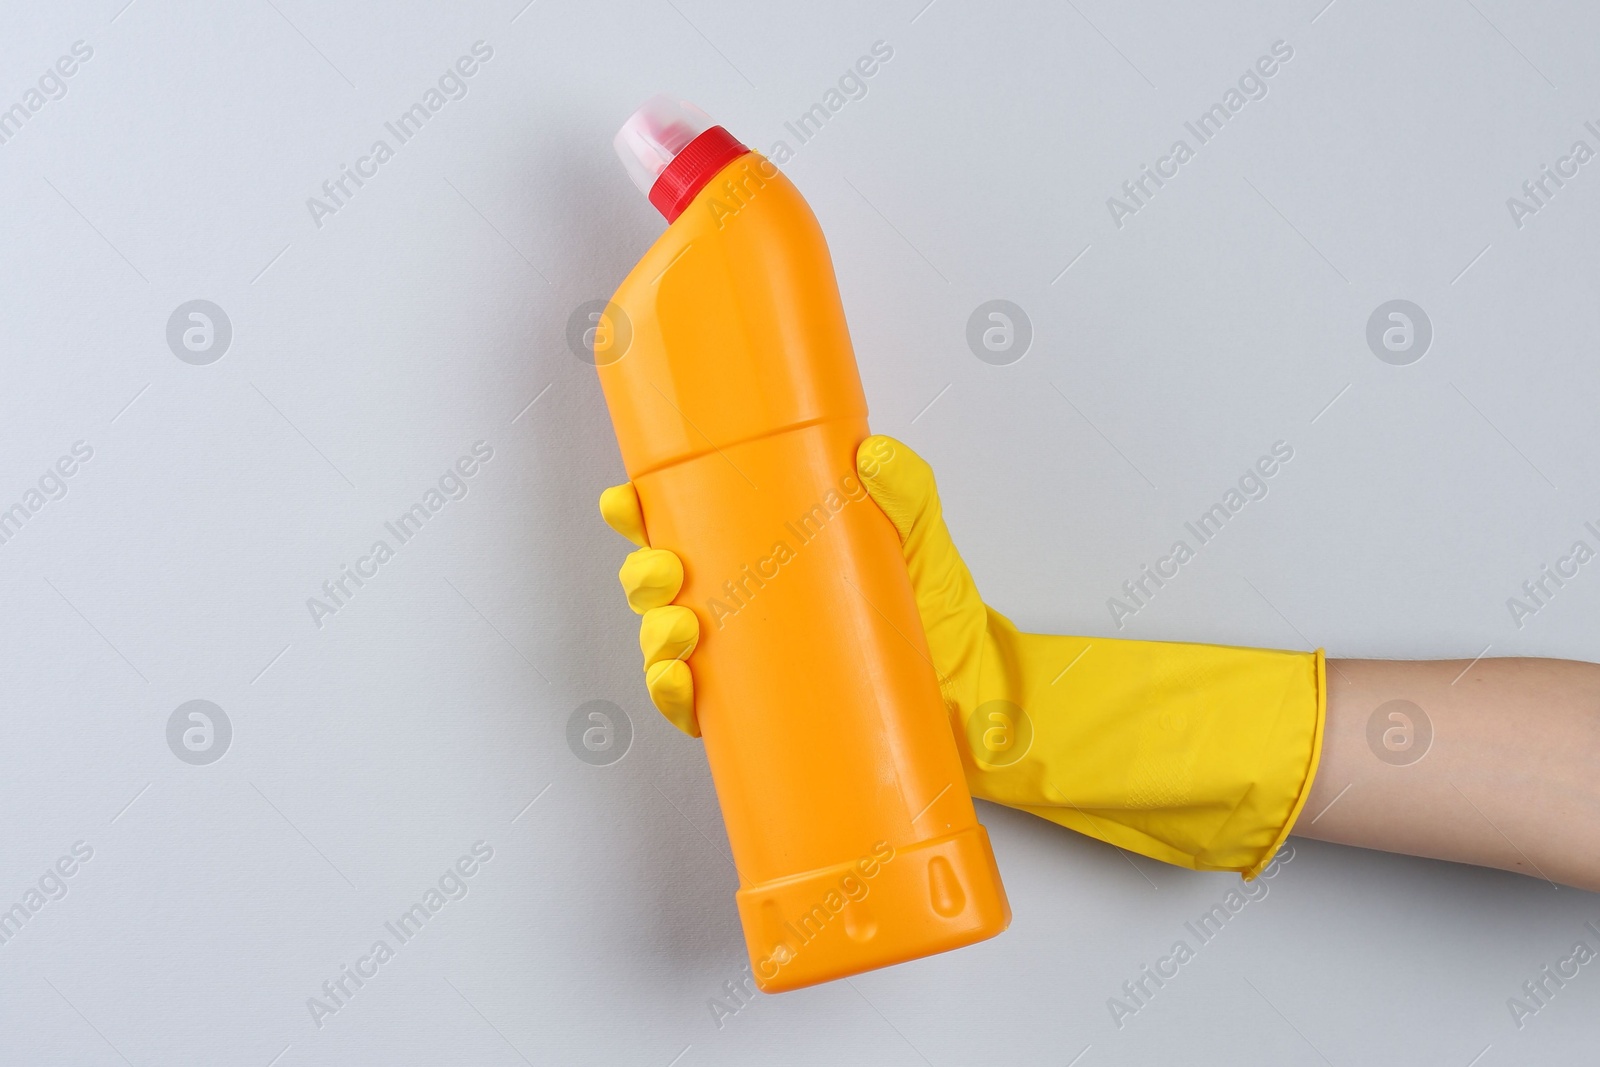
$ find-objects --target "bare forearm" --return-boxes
[1294,657,1600,891]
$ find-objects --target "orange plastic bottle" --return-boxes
[596,96,1009,992]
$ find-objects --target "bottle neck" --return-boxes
[648,126,749,221]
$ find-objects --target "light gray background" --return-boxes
[2,0,1598,1063]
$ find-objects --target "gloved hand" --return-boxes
[601,436,1325,878]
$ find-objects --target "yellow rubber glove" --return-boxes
[598,482,700,737]
[601,436,1325,878]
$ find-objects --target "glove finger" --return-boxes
[619,547,684,614]
[857,435,987,691]
[599,483,649,547]
[640,605,699,667]
[646,659,699,737]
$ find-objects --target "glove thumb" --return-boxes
[856,436,987,702]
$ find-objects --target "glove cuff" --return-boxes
[961,629,1326,879]
[1239,648,1325,879]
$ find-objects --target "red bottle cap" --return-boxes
[613,96,749,222]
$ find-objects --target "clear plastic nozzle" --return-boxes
[613,94,715,197]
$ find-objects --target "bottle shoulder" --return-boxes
[598,155,869,478]
[617,154,829,297]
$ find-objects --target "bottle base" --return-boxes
[735,824,1011,993]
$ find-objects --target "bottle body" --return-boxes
[598,152,1008,991]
